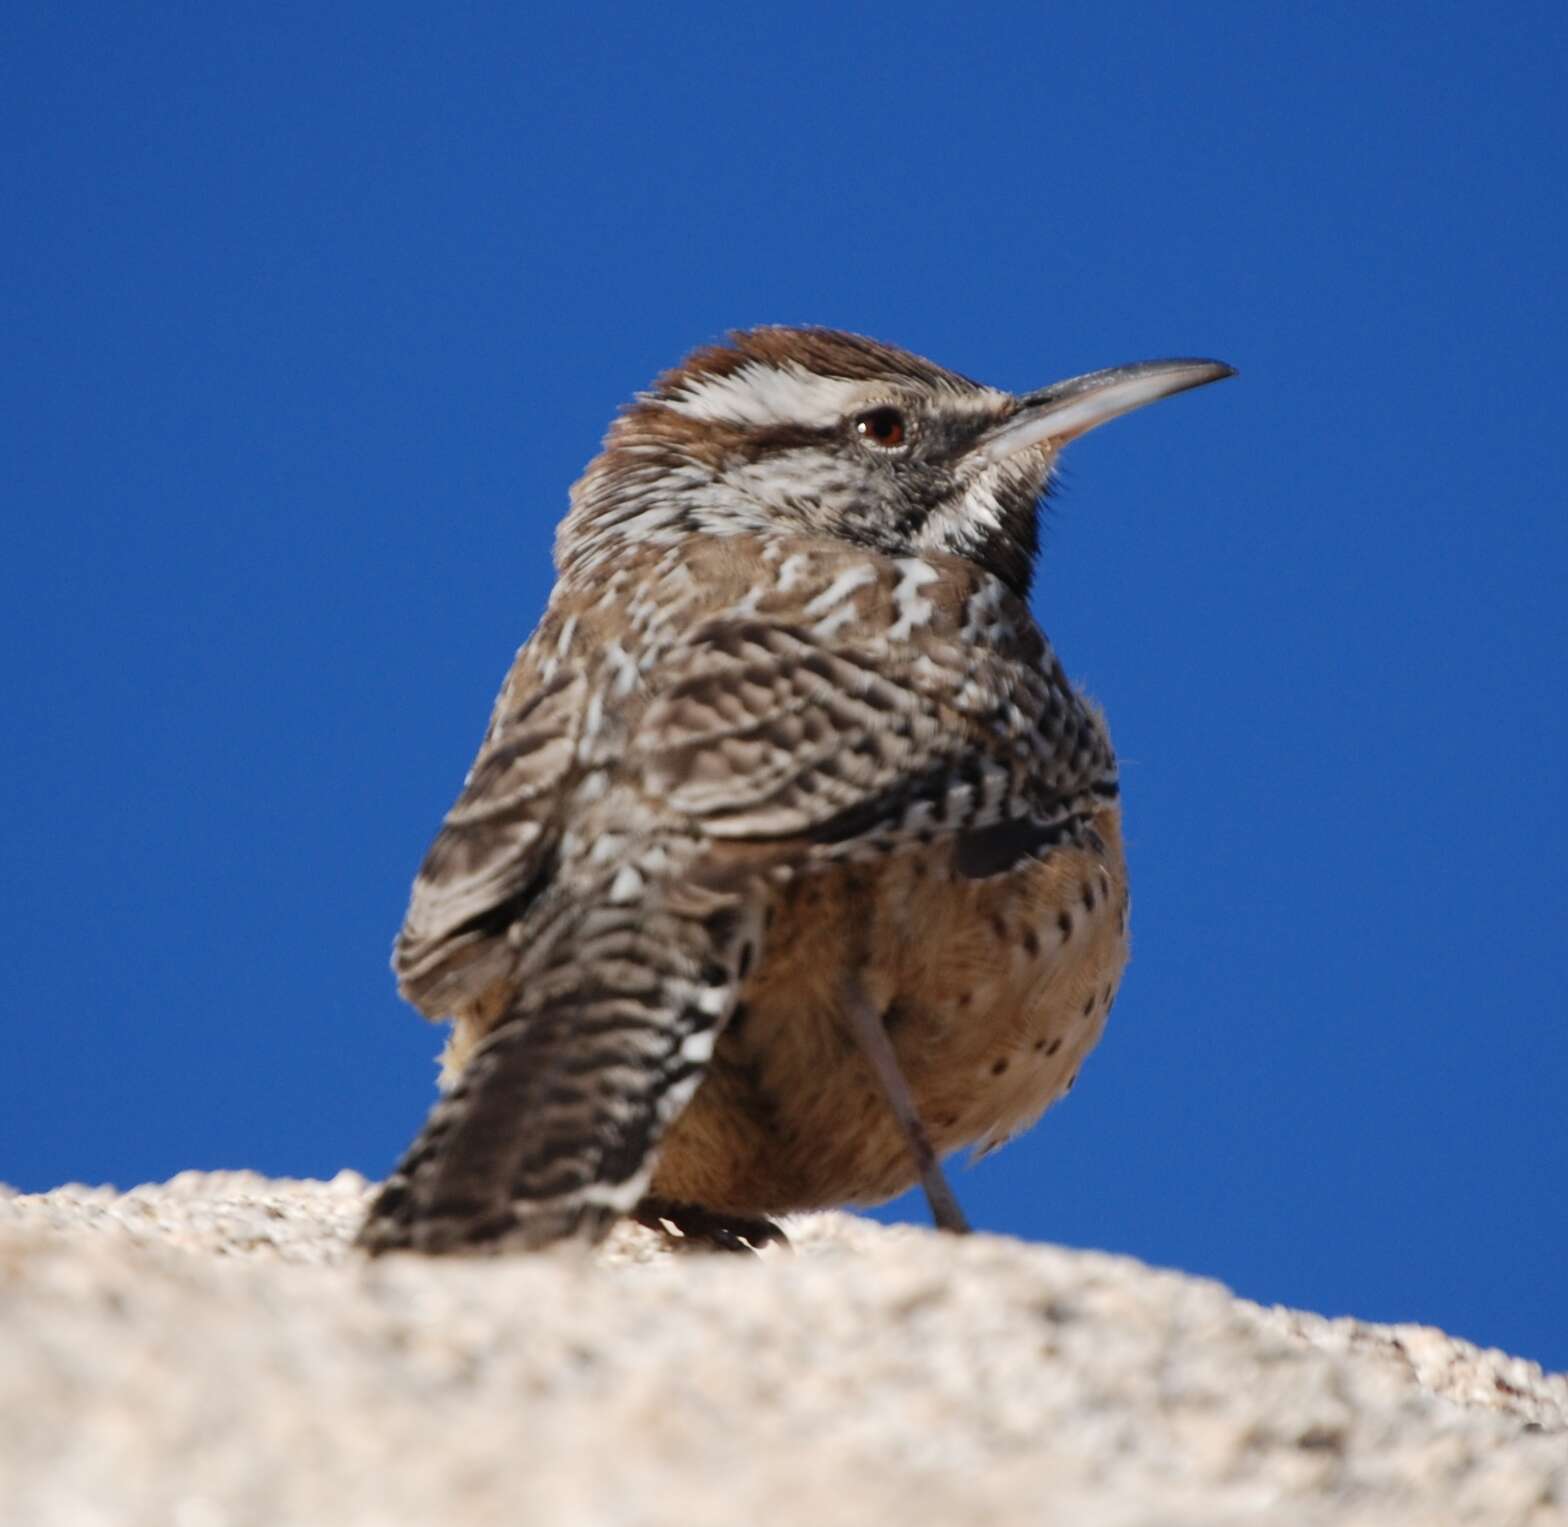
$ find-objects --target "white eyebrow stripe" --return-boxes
[663,362,872,428]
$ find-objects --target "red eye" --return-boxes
[854,407,907,448]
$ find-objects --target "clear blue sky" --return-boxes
[4,5,1564,1370]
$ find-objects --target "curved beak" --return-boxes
[975,358,1236,465]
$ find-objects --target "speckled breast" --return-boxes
[651,804,1130,1215]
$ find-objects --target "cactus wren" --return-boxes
[359,327,1233,1254]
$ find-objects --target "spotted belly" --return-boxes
[650,806,1130,1215]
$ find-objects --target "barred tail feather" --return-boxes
[358,884,758,1255]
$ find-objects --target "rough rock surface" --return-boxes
[1,1172,1563,1525]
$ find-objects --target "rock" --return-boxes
[1,1174,1563,1525]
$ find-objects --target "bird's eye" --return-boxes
[854,406,908,448]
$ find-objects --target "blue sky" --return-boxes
[4,5,1564,1370]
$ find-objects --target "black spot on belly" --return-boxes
[1046,1037,1063,1056]
[1081,995,1095,1017]
[1081,882,1097,913]
[990,1057,1009,1077]
[1065,1071,1078,1093]
[1057,910,1074,940]
[1022,928,1041,958]
[989,912,1008,941]
[730,1054,786,1142]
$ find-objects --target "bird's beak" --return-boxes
[974,358,1236,465]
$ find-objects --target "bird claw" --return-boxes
[633,1196,791,1254]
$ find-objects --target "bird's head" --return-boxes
[559,327,1232,596]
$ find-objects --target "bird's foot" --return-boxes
[633,1196,790,1254]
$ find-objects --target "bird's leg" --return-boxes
[633,1196,790,1254]
[842,979,971,1234]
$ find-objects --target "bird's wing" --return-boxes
[393,656,585,1019]
[633,564,1115,866]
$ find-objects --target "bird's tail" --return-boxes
[357,871,759,1254]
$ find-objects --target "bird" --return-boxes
[358,326,1233,1255]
